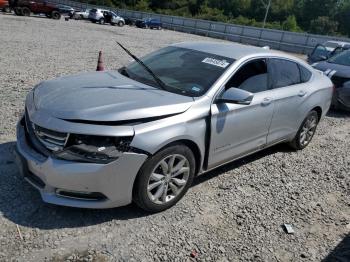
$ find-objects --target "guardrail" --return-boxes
[51,0,350,54]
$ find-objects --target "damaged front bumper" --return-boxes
[15,120,148,209]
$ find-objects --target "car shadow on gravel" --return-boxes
[193,143,294,187]
[327,108,350,118]
[323,234,350,262]
[0,141,294,230]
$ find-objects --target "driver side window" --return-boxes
[225,59,268,93]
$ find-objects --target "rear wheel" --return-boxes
[99,18,105,24]
[118,21,124,27]
[21,7,30,16]
[51,11,61,20]
[133,144,196,212]
[289,110,319,150]
[3,6,11,12]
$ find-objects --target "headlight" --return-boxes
[55,135,133,164]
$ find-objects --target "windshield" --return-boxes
[121,46,234,97]
[328,50,350,66]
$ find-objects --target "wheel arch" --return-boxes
[312,106,322,121]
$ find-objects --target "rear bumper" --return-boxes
[15,121,148,209]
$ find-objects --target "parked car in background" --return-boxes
[312,50,350,110]
[16,42,333,212]
[73,8,90,20]
[308,40,350,64]
[124,16,135,25]
[9,0,61,19]
[0,0,10,12]
[88,8,124,26]
[57,4,74,18]
[136,18,162,29]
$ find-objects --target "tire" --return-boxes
[133,144,196,212]
[21,7,30,16]
[51,11,61,20]
[99,18,105,24]
[80,15,84,20]
[117,21,124,27]
[14,7,22,15]
[3,6,11,13]
[289,110,319,150]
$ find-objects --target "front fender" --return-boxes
[131,111,208,172]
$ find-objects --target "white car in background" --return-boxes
[73,8,90,20]
[89,8,125,26]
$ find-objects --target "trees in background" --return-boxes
[90,0,350,37]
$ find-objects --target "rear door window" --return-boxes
[299,65,312,83]
[269,59,301,88]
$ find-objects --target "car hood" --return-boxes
[313,61,350,78]
[33,71,194,122]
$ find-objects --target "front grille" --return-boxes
[32,124,69,152]
[331,75,350,88]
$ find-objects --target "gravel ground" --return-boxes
[0,13,349,262]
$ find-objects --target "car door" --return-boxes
[308,44,329,64]
[208,58,275,169]
[266,58,311,144]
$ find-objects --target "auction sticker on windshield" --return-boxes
[202,58,230,68]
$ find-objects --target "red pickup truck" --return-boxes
[0,0,10,12]
[9,0,61,19]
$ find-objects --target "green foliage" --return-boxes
[82,0,350,37]
[134,0,150,11]
[195,4,228,21]
[309,16,339,35]
[282,15,302,32]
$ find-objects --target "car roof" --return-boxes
[172,41,283,60]
[325,40,350,47]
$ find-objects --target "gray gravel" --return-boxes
[0,13,349,262]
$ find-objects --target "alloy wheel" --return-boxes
[299,114,317,147]
[147,154,190,204]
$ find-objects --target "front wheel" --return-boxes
[133,145,196,212]
[289,110,319,150]
[51,11,61,20]
[21,7,30,16]
[117,21,124,27]
[14,7,22,15]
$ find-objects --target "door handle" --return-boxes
[261,97,273,106]
[298,90,307,97]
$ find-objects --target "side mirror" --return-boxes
[216,87,254,105]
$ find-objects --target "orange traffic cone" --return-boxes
[96,51,104,71]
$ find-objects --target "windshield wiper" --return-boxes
[116,42,167,91]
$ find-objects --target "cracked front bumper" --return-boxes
[15,122,148,209]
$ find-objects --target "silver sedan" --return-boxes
[16,42,333,212]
